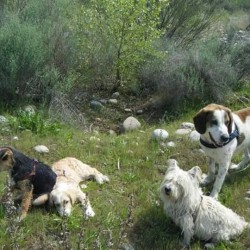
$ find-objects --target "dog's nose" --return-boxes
[221,134,229,142]
[164,186,171,195]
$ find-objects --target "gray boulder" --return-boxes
[123,116,141,132]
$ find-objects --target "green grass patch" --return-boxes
[0,108,250,249]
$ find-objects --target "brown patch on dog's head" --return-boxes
[0,147,15,171]
[193,104,232,134]
[224,109,233,134]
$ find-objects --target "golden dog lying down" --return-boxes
[33,157,109,217]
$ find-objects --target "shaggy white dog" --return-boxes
[160,159,248,248]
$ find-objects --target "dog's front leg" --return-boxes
[210,162,229,199]
[201,157,216,186]
[19,180,33,220]
[181,215,194,247]
[78,192,95,218]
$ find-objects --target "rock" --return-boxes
[33,145,49,153]
[175,128,191,135]
[90,100,104,111]
[166,141,176,147]
[0,115,8,124]
[99,99,108,105]
[13,136,19,140]
[136,109,143,115]
[124,108,132,112]
[89,136,100,141]
[108,99,118,104]
[151,129,169,141]
[189,130,200,142]
[24,105,36,115]
[112,92,120,98]
[123,116,141,132]
[181,122,194,129]
[109,129,116,136]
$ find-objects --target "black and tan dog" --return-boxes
[0,147,57,220]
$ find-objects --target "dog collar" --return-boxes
[200,125,239,149]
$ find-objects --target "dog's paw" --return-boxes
[179,241,189,250]
[18,212,27,221]
[209,192,218,200]
[85,206,95,218]
[204,243,215,249]
[96,174,110,184]
[229,163,239,171]
[201,174,213,186]
[80,184,87,189]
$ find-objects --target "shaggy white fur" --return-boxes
[160,159,248,248]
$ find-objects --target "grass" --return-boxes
[0,106,250,249]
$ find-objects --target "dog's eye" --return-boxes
[63,200,69,205]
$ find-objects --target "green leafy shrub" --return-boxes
[9,110,61,135]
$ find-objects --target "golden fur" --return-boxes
[33,157,109,217]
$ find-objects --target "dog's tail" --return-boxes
[32,194,49,206]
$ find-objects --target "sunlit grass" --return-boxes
[0,107,250,249]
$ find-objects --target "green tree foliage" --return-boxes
[73,0,167,90]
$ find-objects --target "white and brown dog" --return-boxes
[193,104,250,199]
[33,157,109,217]
[160,159,248,248]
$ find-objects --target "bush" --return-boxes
[0,14,45,103]
[231,40,250,80]
[139,38,238,115]
[0,0,77,106]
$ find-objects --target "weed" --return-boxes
[8,109,61,136]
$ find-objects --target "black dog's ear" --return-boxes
[193,109,209,134]
[0,148,10,161]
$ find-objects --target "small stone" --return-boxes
[13,136,19,140]
[0,115,8,124]
[166,141,176,147]
[175,128,191,135]
[124,108,132,112]
[99,99,108,105]
[90,100,104,111]
[109,129,116,136]
[189,130,200,142]
[24,105,36,115]
[33,145,49,153]
[181,122,194,129]
[136,109,143,115]
[151,129,169,141]
[112,92,120,98]
[108,99,118,104]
